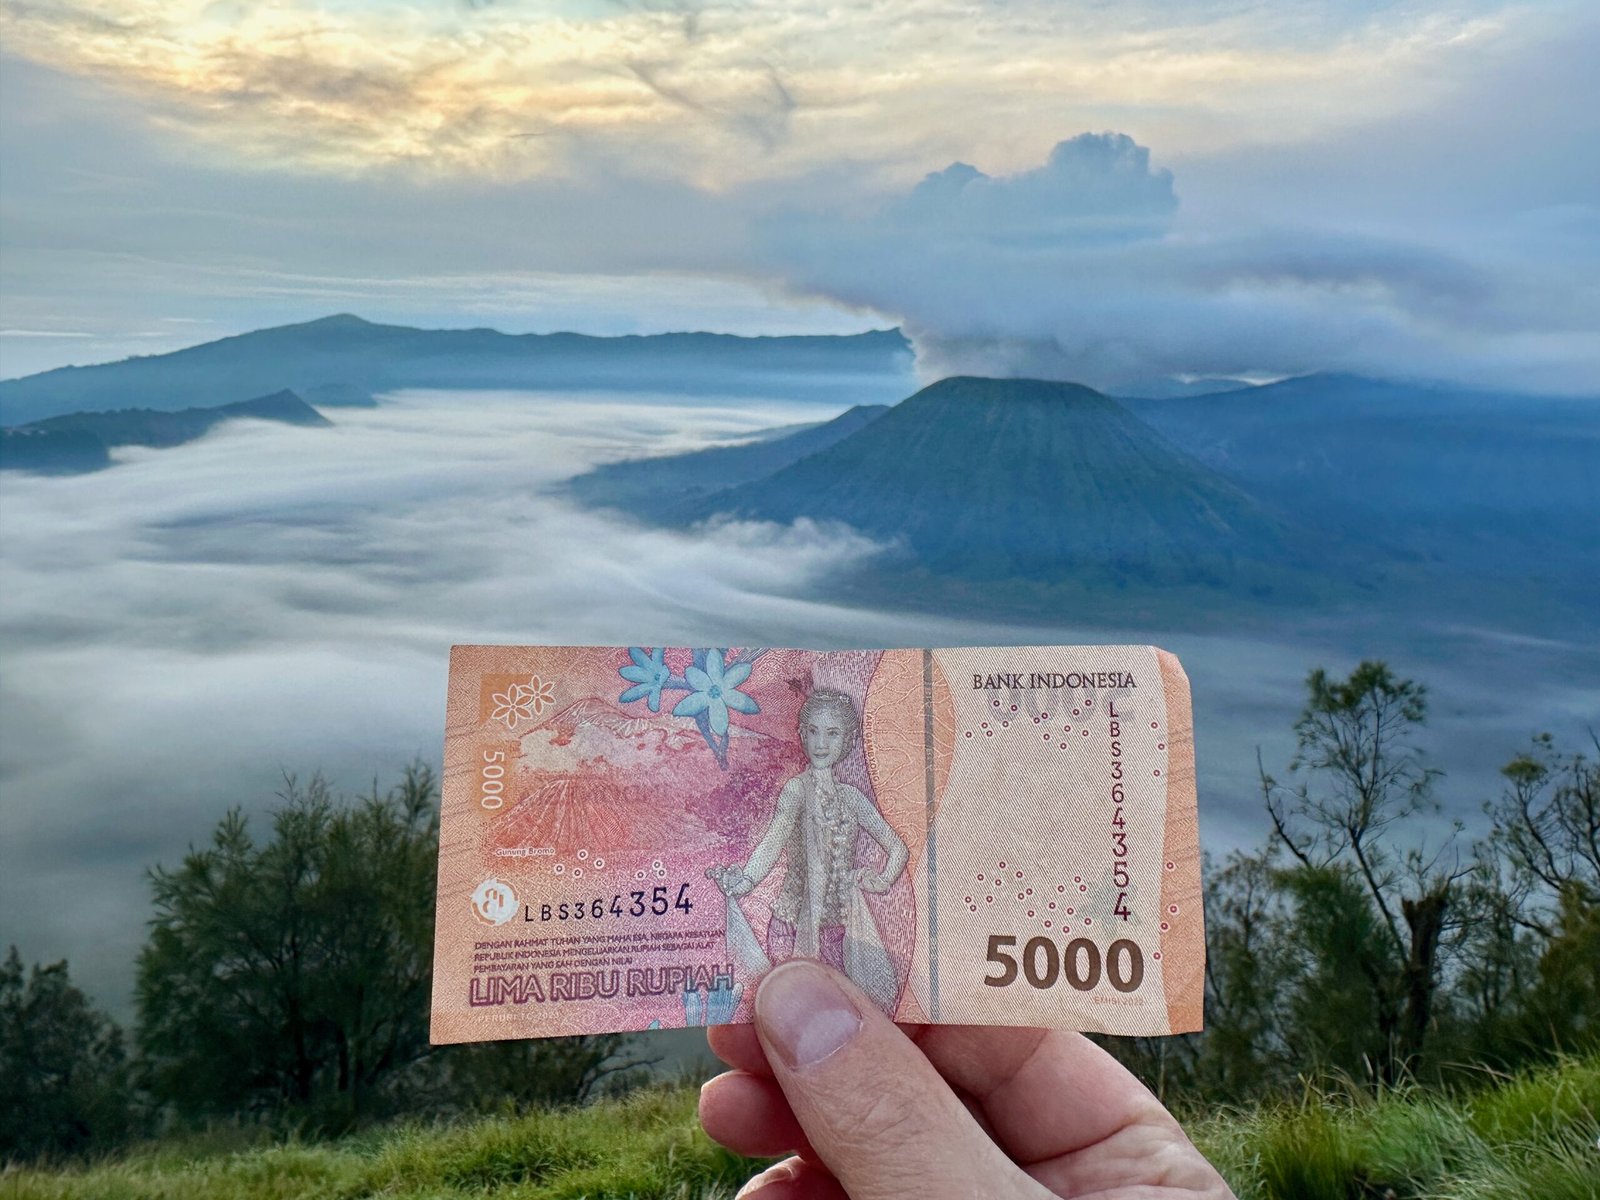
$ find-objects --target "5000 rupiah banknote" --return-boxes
[432,645,1203,1042]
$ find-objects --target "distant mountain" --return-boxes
[567,404,890,520]
[1124,373,1600,591]
[0,427,111,474]
[0,314,916,426]
[0,390,330,474]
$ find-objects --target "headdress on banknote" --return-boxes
[797,686,860,750]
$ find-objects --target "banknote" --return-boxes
[431,645,1203,1043]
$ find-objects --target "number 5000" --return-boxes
[983,934,1144,994]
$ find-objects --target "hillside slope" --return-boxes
[567,404,890,519]
[1126,372,1600,591]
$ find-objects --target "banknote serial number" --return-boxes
[530,884,695,924]
[1107,700,1132,922]
[983,934,1145,994]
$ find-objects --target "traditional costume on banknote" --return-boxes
[719,763,907,1011]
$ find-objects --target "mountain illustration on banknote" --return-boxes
[486,684,790,862]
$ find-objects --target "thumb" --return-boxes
[752,959,1039,1200]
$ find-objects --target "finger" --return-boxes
[708,1023,773,1076]
[734,1156,849,1200]
[699,1070,814,1158]
[913,1025,1177,1164]
[752,960,1037,1200]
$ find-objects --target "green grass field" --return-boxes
[6,1056,1595,1200]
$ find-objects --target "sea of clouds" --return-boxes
[3,389,1597,1014]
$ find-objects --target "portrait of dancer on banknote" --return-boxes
[708,687,909,1011]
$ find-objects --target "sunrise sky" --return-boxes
[2,0,1596,390]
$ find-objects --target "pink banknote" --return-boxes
[431,645,1203,1043]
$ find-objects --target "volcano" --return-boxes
[691,376,1306,589]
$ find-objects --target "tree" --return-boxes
[137,766,441,1125]
[1260,661,1469,1081]
[1190,849,1297,1098]
[0,947,135,1161]
[1473,733,1600,1055]
[1484,732,1599,935]
[136,763,636,1129]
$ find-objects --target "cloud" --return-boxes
[756,128,1600,393]
[889,133,1177,247]
[0,0,1531,180]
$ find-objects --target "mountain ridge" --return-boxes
[0,315,916,426]
[0,389,331,474]
[1123,371,1600,596]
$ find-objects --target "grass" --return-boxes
[0,1089,758,1200]
[1194,1055,1600,1200]
[4,1058,1595,1199]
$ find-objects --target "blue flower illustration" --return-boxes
[673,651,758,736]
[618,646,671,711]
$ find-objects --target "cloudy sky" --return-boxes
[2,0,1597,389]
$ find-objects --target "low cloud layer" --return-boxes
[0,390,1118,1013]
[5,388,1599,1015]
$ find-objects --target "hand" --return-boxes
[700,960,1235,1200]
[853,868,890,895]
